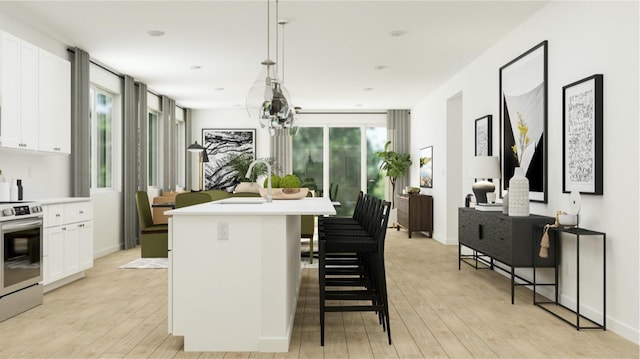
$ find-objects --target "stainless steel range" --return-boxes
[0,201,44,321]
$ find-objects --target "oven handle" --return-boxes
[1,219,43,231]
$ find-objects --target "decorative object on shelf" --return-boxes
[502,191,509,214]
[246,0,296,135]
[474,115,492,156]
[508,167,529,216]
[202,129,256,192]
[406,187,420,195]
[419,146,433,189]
[563,74,603,195]
[500,40,548,203]
[375,141,412,208]
[468,156,500,204]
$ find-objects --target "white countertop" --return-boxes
[167,197,336,216]
[37,197,91,205]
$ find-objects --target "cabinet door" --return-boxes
[38,50,70,153]
[46,226,65,284]
[78,221,94,271]
[63,225,80,275]
[1,32,21,149]
[19,40,39,150]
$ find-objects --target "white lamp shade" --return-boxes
[468,156,501,180]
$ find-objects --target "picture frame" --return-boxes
[475,115,492,156]
[562,74,603,195]
[499,40,548,203]
[202,128,256,192]
[419,146,433,189]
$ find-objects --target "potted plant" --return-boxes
[375,141,412,208]
[225,153,279,193]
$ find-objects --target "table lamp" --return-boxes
[468,156,501,204]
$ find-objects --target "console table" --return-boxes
[533,227,606,330]
[458,208,555,303]
[396,194,433,238]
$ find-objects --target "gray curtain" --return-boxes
[70,48,91,197]
[137,82,148,192]
[387,109,411,199]
[185,109,194,190]
[162,96,176,191]
[270,129,291,175]
[122,75,137,250]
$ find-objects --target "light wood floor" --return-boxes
[0,229,637,358]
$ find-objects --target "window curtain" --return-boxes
[70,48,90,197]
[137,82,148,192]
[122,75,138,250]
[387,109,411,200]
[185,109,193,190]
[162,96,176,191]
[270,129,292,175]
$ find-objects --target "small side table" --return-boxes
[533,226,606,330]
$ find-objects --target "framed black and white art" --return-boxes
[562,74,603,195]
[202,128,256,191]
[475,115,492,156]
[499,40,548,203]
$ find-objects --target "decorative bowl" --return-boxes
[259,187,309,200]
[558,214,578,227]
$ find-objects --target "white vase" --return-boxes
[508,167,529,217]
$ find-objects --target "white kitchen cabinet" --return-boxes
[38,49,71,153]
[0,31,39,150]
[41,198,94,292]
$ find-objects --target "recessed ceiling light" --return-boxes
[215,87,224,91]
[147,30,165,37]
[355,104,363,107]
[189,65,202,70]
[390,30,407,37]
[363,87,373,91]
[374,65,387,70]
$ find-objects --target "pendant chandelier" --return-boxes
[246,0,296,135]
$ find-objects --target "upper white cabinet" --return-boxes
[1,32,39,150]
[0,31,71,153]
[38,49,71,153]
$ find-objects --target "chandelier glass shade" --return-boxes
[246,0,296,135]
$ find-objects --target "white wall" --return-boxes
[411,1,639,343]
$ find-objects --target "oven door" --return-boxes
[0,217,43,297]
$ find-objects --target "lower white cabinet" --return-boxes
[42,198,93,291]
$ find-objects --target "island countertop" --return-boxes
[166,197,336,216]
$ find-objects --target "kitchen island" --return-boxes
[166,197,336,352]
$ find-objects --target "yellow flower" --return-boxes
[512,112,531,166]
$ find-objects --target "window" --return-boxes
[148,110,161,187]
[292,122,386,216]
[89,87,114,189]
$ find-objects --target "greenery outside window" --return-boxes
[89,86,114,189]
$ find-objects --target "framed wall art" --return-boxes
[202,128,256,191]
[499,40,548,203]
[419,146,433,189]
[475,115,492,156]
[562,74,603,195]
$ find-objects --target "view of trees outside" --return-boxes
[91,90,113,189]
[292,127,324,194]
[292,125,386,217]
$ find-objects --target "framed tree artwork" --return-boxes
[419,146,433,189]
[202,128,256,192]
[475,115,492,156]
[562,74,603,194]
[499,40,548,203]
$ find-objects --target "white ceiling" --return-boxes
[1,1,548,111]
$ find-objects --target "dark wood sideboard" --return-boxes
[396,194,433,238]
[458,207,555,303]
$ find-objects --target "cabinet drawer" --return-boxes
[44,204,65,228]
[65,202,92,223]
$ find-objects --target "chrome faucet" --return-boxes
[245,159,272,203]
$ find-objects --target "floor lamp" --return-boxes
[199,151,209,191]
[187,141,205,191]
